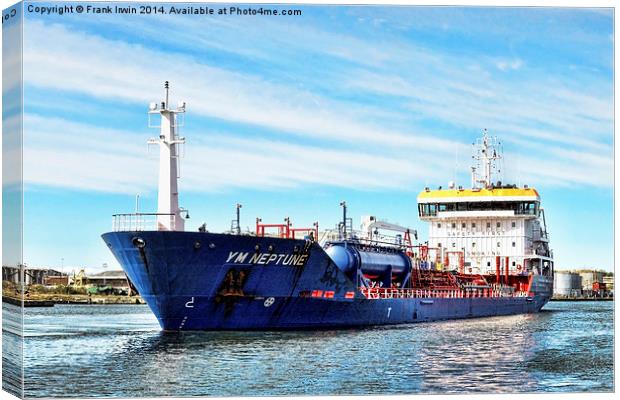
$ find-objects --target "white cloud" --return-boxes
[2,20,22,94]
[22,114,450,194]
[496,58,523,71]
[2,114,23,188]
[19,18,614,194]
[344,67,612,154]
[23,115,156,193]
[22,21,457,154]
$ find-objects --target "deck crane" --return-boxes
[360,216,417,253]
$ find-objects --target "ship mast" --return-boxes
[471,129,501,189]
[147,81,187,231]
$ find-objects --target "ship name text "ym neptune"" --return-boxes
[226,251,309,267]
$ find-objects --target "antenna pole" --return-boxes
[340,201,347,239]
[236,203,242,235]
[164,81,169,109]
[483,129,491,185]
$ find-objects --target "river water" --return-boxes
[2,300,613,397]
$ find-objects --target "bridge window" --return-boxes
[487,222,491,228]
[438,203,454,212]
[461,222,466,228]
[419,203,438,217]
[497,242,501,247]
[515,201,538,216]
[512,242,516,247]
[452,222,456,228]
[472,222,476,228]
[437,223,441,228]
[497,222,501,228]
[430,200,539,215]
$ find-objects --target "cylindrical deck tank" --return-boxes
[325,244,411,277]
[554,272,582,297]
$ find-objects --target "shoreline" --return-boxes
[2,294,145,307]
[550,297,613,302]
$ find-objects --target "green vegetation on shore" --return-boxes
[2,280,144,305]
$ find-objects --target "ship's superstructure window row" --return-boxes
[418,201,538,217]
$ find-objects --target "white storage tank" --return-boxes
[554,271,582,297]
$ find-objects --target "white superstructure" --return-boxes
[417,130,554,278]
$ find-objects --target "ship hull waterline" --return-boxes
[102,231,553,331]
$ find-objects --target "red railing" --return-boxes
[359,287,530,300]
[256,217,291,238]
[255,218,319,240]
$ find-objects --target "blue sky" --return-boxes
[4,2,614,272]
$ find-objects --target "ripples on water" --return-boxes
[1,301,613,397]
[2,302,23,398]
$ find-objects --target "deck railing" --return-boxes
[112,213,175,232]
[359,287,530,300]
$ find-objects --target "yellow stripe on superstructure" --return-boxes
[417,187,539,200]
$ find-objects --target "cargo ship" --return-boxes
[102,83,554,330]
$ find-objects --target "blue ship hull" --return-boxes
[102,231,553,331]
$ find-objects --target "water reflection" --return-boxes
[10,301,613,397]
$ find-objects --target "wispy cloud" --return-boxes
[2,21,22,94]
[495,58,523,71]
[344,68,612,153]
[21,12,613,194]
[23,21,457,152]
[23,114,448,194]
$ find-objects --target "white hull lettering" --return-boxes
[226,252,239,263]
[234,252,249,263]
[248,253,262,264]
[228,251,308,267]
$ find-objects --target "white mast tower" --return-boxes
[470,129,502,189]
[148,81,187,231]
